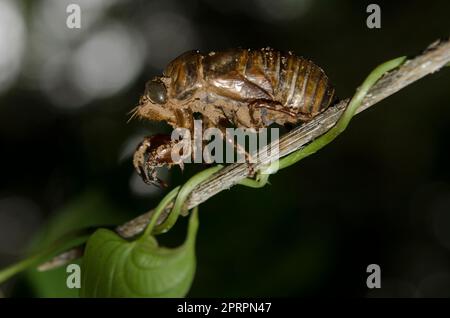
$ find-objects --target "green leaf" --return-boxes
[80,209,199,297]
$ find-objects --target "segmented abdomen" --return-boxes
[267,49,335,116]
[241,48,335,116]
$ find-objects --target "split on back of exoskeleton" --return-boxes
[131,48,336,186]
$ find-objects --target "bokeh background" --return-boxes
[0,0,449,297]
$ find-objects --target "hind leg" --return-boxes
[235,100,297,187]
[247,99,300,127]
[206,117,256,166]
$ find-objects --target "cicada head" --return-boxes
[132,77,177,126]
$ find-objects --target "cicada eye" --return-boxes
[146,80,167,104]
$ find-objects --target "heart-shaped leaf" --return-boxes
[80,210,198,297]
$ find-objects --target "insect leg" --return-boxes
[219,124,258,175]
[248,99,298,126]
[237,100,297,188]
[202,115,258,176]
[133,135,174,187]
[174,108,202,164]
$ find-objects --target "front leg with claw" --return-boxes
[133,134,185,188]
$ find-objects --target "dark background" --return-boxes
[0,0,449,297]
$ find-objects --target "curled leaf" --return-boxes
[80,209,199,298]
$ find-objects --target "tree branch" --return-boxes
[116,38,450,238]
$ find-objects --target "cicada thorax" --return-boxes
[163,50,204,101]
